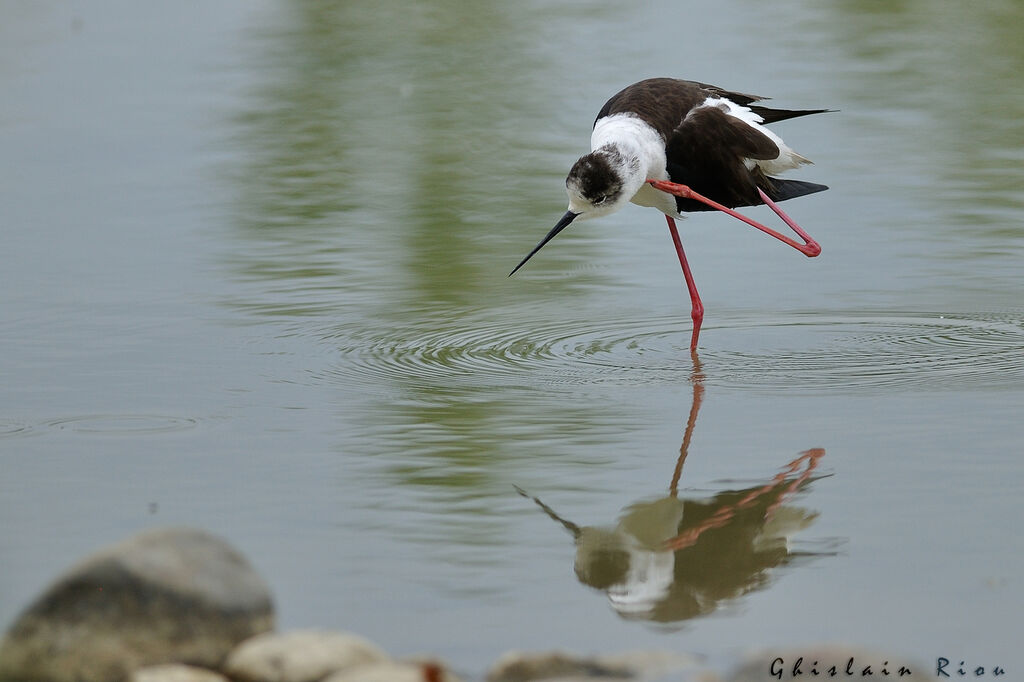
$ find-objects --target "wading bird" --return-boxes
[510,78,828,349]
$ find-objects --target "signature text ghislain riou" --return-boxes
[769,657,1006,678]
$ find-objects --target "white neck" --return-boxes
[590,113,668,184]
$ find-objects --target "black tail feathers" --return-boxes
[761,177,829,203]
[749,106,835,125]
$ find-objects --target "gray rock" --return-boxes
[0,527,273,682]
[323,660,461,682]
[486,651,634,681]
[223,630,389,682]
[487,650,704,682]
[598,651,704,680]
[130,664,230,682]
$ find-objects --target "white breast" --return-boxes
[591,113,678,216]
[591,113,669,178]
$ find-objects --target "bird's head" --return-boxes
[509,147,643,276]
[565,147,640,219]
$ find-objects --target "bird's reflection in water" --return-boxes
[517,353,835,624]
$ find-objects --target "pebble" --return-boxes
[486,651,633,681]
[223,630,389,682]
[486,649,702,681]
[0,527,273,682]
[0,527,924,682]
[323,660,459,682]
[129,664,231,682]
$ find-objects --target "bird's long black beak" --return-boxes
[508,210,579,277]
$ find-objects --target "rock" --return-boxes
[486,651,633,681]
[728,647,925,682]
[597,651,703,680]
[130,664,230,682]
[400,658,463,682]
[223,630,389,682]
[487,650,703,682]
[0,527,273,682]
[323,660,460,682]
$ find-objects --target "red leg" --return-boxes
[669,373,704,497]
[666,215,703,350]
[662,447,825,552]
[649,180,821,258]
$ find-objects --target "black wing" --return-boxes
[665,104,827,212]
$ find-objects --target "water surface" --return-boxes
[2,0,1022,675]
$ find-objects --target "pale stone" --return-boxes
[324,660,461,682]
[486,651,632,681]
[0,527,273,682]
[130,664,230,682]
[487,649,703,682]
[598,650,703,679]
[400,658,463,682]
[223,630,389,682]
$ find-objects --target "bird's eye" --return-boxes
[594,195,607,205]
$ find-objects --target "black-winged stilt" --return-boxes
[510,78,828,350]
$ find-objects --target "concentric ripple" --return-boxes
[319,310,1024,393]
[40,414,200,435]
[708,312,1024,392]
[324,316,687,388]
[0,419,35,439]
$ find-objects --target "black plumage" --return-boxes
[597,78,829,212]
